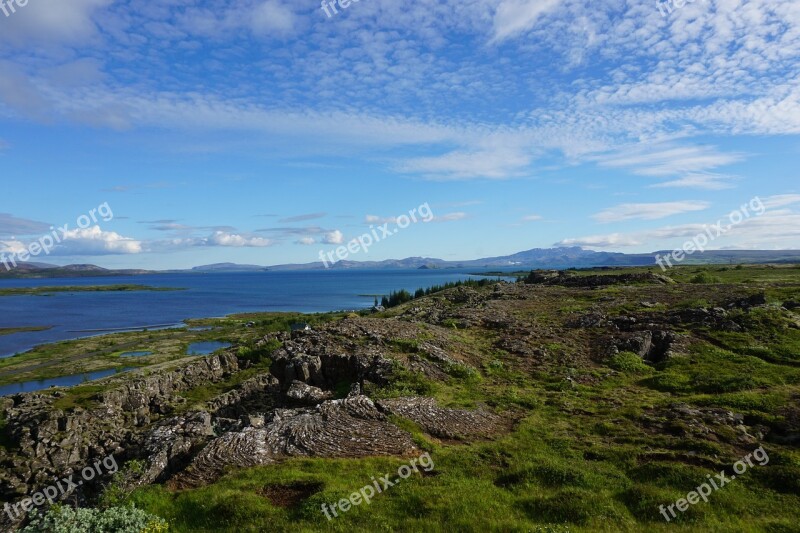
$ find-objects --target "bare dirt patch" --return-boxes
[259,481,324,508]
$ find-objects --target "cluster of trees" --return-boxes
[379,278,501,309]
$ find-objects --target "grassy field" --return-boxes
[0,326,52,337]
[0,284,182,297]
[6,265,800,531]
[110,265,800,532]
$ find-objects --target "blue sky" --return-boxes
[0,0,798,269]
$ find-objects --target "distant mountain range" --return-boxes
[0,262,151,278]
[260,248,800,271]
[2,247,800,278]
[190,263,269,272]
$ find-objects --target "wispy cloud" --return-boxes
[650,173,737,191]
[365,215,397,225]
[558,195,800,250]
[0,213,52,237]
[591,144,745,179]
[555,233,643,248]
[398,146,533,181]
[593,201,710,223]
[491,0,565,43]
[279,213,327,223]
[433,212,469,223]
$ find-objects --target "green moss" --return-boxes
[364,363,437,400]
[608,352,654,374]
[179,361,273,407]
[52,384,109,411]
[690,272,722,284]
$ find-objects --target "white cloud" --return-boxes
[0,0,112,46]
[399,146,533,180]
[365,215,398,225]
[0,239,27,255]
[173,0,298,40]
[295,237,316,245]
[556,233,643,248]
[206,231,272,247]
[433,212,469,222]
[1,0,799,187]
[279,213,327,223]
[323,230,344,244]
[650,173,737,190]
[521,214,543,221]
[591,144,745,178]
[491,0,565,43]
[762,194,800,209]
[250,1,296,35]
[557,194,800,251]
[593,201,710,223]
[0,226,145,256]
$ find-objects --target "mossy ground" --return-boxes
[5,265,800,531]
[115,265,800,532]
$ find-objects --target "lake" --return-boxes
[0,367,134,396]
[0,269,509,357]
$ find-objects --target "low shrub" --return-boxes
[22,505,168,533]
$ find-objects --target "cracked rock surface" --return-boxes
[171,395,418,488]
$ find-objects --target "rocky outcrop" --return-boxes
[0,353,242,509]
[285,381,333,406]
[641,403,764,446]
[377,397,503,440]
[524,270,674,287]
[100,352,239,421]
[171,396,418,488]
[599,330,678,363]
[727,293,767,310]
[207,374,281,418]
[134,411,217,486]
[269,327,395,390]
[669,307,742,331]
[0,313,512,530]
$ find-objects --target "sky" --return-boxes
[0,0,798,269]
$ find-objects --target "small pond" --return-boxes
[0,367,133,396]
[119,351,153,358]
[186,341,231,356]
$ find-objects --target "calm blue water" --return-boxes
[0,367,133,396]
[0,270,506,357]
[187,341,231,355]
[119,351,153,358]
